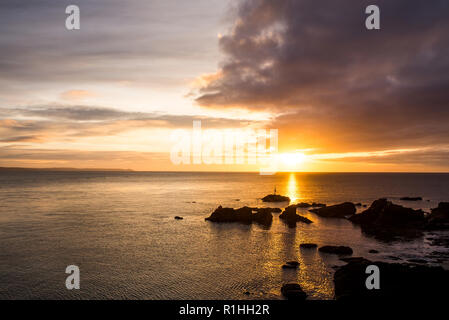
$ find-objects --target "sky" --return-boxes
[1,0,449,172]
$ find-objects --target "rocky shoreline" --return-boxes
[203,194,449,300]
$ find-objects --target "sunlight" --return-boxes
[278,152,307,171]
[286,173,299,203]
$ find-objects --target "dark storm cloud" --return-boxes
[196,0,449,151]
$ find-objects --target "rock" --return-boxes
[174,216,183,220]
[296,202,312,208]
[279,205,313,227]
[369,249,379,254]
[426,202,449,230]
[261,194,290,203]
[309,202,356,218]
[400,196,423,201]
[282,261,299,269]
[252,208,273,227]
[205,206,272,226]
[387,256,401,261]
[243,291,250,295]
[348,198,426,240]
[339,257,367,264]
[407,258,428,264]
[312,202,326,208]
[281,283,307,300]
[355,203,362,207]
[319,245,353,255]
[271,208,282,213]
[334,258,449,300]
[300,243,318,249]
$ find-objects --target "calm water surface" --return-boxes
[0,171,448,299]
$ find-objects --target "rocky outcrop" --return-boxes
[279,205,313,227]
[309,202,356,218]
[348,199,426,240]
[261,194,290,203]
[205,206,272,227]
[426,202,449,230]
[319,245,353,255]
[334,258,449,300]
[295,202,326,208]
[281,283,307,300]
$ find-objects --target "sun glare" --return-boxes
[278,152,307,170]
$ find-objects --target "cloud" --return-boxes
[60,90,96,101]
[193,0,449,156]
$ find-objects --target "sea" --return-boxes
[0,171,448,299]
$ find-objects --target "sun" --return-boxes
[278,152,307,169]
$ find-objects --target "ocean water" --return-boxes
[0,171,448,300]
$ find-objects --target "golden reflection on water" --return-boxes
[286,173,299,203]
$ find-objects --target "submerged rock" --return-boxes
[348,198,425,240]
[309,202,356,218]
[174,216,183,220]
[300,243,318,249]
[261,194,290,203]
[205,206,273,226]
[281,283,307,300]
[279,205,313,227]
[334,258,449,300]
[319,245,353,255]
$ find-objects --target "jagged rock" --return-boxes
[319,245,353,255]
[309,202,356,218]
[281,283,307,300]
[279,205,313,227]
[262,194,290,203]
[334,258,449,300]
[300,243,318,249]
[252,208,273,226]
[426,202,449,230]
[296,202,312,208]
[348,199,426,240]
[400,196,423,201]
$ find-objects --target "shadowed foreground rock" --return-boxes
[319,245,353,255]
[348,198,425,240]
[309,202,356,218]
[426,202,449,229]
[261,194,290,203]
[205,206,273,227]
[400,196,423,201]
[334,258,449,300]
[281,283,307,300]
[279,205,313,227]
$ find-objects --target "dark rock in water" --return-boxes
[309,202,356,218]
[252,208,273,227]
[296,202,312,208]
[282,261,299,269]
[408,258,428,264]
[300,243,318,249]
[271,208,282,213]
[387,256,401,261]
[400,196,423,201]
[319,245,353,255]
[243,291,250,295]
[426,202,449,230]
[279,205,313,227]
[174,216,183,220]
[362,204,367,208]
[334,258,449,300]
[348,198,426,240]
[281,283,307,300]
[206,206,273,226]
[369,249,379,254]
[262,194,290,203]
[355,203,362,207]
